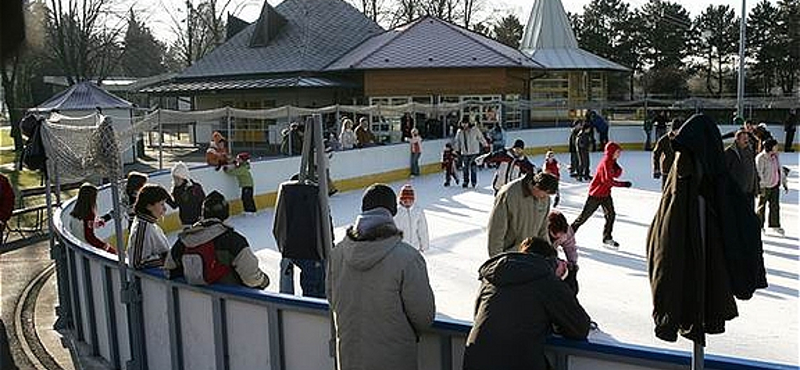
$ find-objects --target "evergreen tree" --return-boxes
[747,0,781,95]
[637,0,692,70]
[775,0,799,96]
[121,10,167,77]
[694,5,738,97]
[492,14,523,49]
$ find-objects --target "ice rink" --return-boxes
[188,150,798,365]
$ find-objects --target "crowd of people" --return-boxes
[57,108,796,370]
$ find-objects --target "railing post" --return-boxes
[122,277,146,370]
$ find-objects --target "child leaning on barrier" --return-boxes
[128,184,172,269]
[224,152,256,215]
[548,210,579,294]
[68,183,116,254]
[442,142,459,186]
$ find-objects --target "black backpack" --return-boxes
[20,119,47,172]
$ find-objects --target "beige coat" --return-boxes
[327,225,435,370]
[487,177,550,257]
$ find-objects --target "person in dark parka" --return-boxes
[647,114,746,346]
[463,237,590,370]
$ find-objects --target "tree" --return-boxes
[642,66,690,98]
[492,14,523,48]
[775,0,799,96]
[121,10,167,77]
[166,0,230,68]
[694,5,738,97]
[637,0,693,70]
[747,0,781,95]
[46,0,125,84]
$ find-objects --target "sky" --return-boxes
[134,0,776,44]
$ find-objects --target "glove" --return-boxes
[653,171,661,179]
[620,181,633,188]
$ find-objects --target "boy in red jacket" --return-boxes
[570,142,632,248]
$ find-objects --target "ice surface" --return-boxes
[179,151,799,365]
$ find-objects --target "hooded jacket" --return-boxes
[647,114,750,345]
[463,252,590,370]
[327,218,435,370]
[588,142,626,197]
[165,219,269,289]
[487,175,550,257]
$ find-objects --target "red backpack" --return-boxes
[181,239,231,285]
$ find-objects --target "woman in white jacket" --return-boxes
[128,184,172,269]
[394,184,430,252]
[339,118,357,150]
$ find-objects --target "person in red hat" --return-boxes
[394,184,430,252]
[224,152,256,215]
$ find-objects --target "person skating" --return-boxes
[724,130,759,209]
[394,184,430,253]
[543,150,562,207]
[784,109,797,152]
[453,117,489,188]
[576,123,593,181]
[570,142,632,249]
[442,143,459,186]
[487,172,559,257]
[409,128,422,177]
[755,139,789,236]
[568,120,582,177]
[224,152,257,215]
[169,162,206,229]
[476,139,535,194]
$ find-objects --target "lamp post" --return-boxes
[737,0,746,119]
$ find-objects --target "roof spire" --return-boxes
[519,0,578,52]
[249,1,286,47]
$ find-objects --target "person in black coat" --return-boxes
[463,237,590,370]
[647,113,765,346]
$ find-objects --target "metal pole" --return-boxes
[158,110,163,170]
[736,0,746,119]
[693,341,704,370]
[227,107,233,154]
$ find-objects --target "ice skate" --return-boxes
[603,239,619,249]
[769,227,785,236]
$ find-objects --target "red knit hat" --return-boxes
[399,184,415,203]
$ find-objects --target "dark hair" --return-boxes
[125,172,148,199]
[519,237,556,258]
[547,211,569,236]
[70,183,98,220]
[763,138,778,152]
[531,172,559,194]
[203,191,229,220]
[134,184,171,216]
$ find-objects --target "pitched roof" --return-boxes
[326,16,542,70]
[140,76,354,94]
[248,2,286,47]
[520,0,629,71]
[30,81,132,112]
[178,0,384,79]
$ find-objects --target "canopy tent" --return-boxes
[28,81,136,164]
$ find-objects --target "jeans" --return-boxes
[757,185,781,228]
[571,195,616,241]
[461,154,477,186]
[410,152,421,176]
[241,186,256,213]
[279,258,326,298]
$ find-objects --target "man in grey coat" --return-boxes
[725,130,759,209]
[327,184,435,370]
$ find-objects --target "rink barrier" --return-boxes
[54,124,796,370]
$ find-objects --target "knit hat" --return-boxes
[512,139,525,149]
[362,184,397,216]
[171,162,190,180]
[236,152,251,162]
[545,150,554,159]
[203,191,229,221]
[398,184,415,204]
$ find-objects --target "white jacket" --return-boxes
[340,129,357,150]
[127,214,170,269]
[453,127,488,155]
[755,152,787,189]
[394,205,430,252]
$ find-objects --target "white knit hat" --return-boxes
[171,161,190,180]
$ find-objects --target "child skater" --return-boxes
[543,149,561,207]
[548,210,579,294]
[442,143,459,186]
[394,184,430,253]
[570,142,632,249]
[225,152,256,216]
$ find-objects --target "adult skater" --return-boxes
[475,139,535,194]
[570,142,632,249]
[652,119,682,189]
[463,237,591,370]
[327,184,435,370]
[724,130,758,209]
[784,109,797,152]
[487,172,559,257]
[568,120,582,177]
[453,117,489,188]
